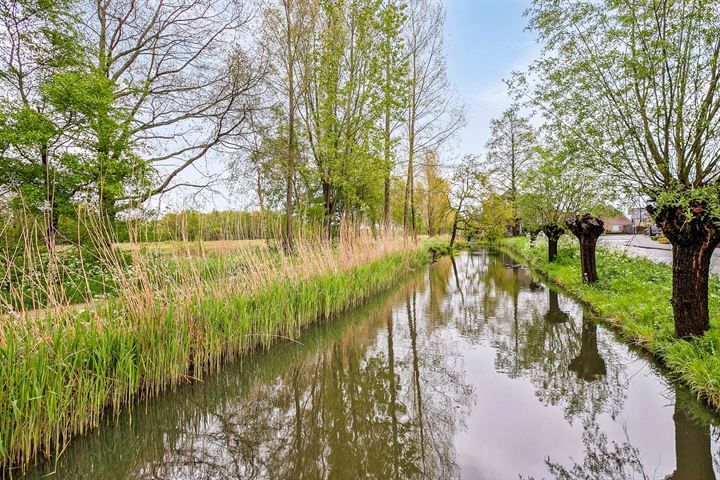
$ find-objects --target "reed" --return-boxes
[0,222,436,475]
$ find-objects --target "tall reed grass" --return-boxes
[0,218,434,475]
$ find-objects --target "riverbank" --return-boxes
[1,237,441,474]
[496,236,720,412]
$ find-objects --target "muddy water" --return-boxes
[22,250,720,479]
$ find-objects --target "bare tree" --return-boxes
[83,0,263,217]
[402,0,464,242]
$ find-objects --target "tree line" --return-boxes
[0,0,466,251]
[5,0,720,344]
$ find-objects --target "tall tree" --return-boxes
[485,104,535,235]
[301,0,385,238]
[0,0,84,252]
[259,0,312,251]
[375,0,408,233]
[516,146,609,262]
[525,0,720,338]
[402,0,463,242]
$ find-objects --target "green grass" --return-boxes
[0,242,435,474]
[497,236,720,412]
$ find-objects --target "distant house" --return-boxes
[628,207,648,224]
[628,207,658,234]
[601,212,633,233]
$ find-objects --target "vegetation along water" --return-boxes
[16,251,720,479]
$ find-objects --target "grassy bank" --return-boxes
[1,236,439,474]
[496,236,720,412]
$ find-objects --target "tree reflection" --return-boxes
[454,250,625,423]
[669,388,718,480]
[536,386,720,480]
[23,269,473,480]
[545,290,570,324]
[568,317,606,381]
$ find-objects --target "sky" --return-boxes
[444,0,537,157]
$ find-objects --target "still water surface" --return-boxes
[25,250,720,479]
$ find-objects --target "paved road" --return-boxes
[598,234,720,275]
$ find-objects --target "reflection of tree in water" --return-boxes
[424,256,453,329]
[451,250,625,423]
[568,317,606,381]
[534,386,720,480]
[668,387,718,480]
[143,277,473,479]
[545,290,571,324]
[451,251,540,341]
[398,275,475,479]
[23,266,474,480]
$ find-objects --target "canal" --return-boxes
[23,250,720,479]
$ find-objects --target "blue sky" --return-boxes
[444,0,537,157]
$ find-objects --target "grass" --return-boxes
[497,235,720,412]
[0,233,438,475]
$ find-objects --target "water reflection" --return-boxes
[670,388,718,480]
[569,318,606,381]
[20,251,720,479]
[545,290,571,324]
[537,386,719,480]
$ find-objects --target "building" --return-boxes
[601,212,633,233]
[628,207,657,234]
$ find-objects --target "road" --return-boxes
[598,234,720,275]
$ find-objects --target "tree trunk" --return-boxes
[383,175,391,234]
[542,224,564,262]
[449,205,462,248]
[383,47,392,236]
[651,204,720,338]
[566,214,604,283]
[284,7,295,254]
[322,181,333,241]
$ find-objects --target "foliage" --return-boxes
[653,184,720,225]
[524,0,720,196]
[476,192,513,241]
[516,145,613,233]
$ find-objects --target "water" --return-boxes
[22,250,720,479]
